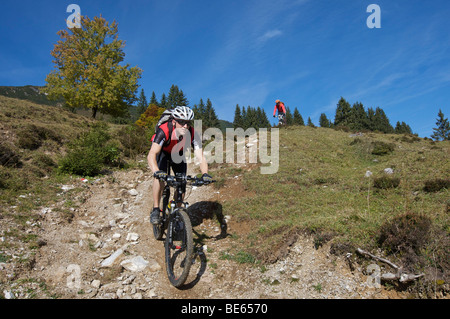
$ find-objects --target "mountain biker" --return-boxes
[147,106,212,225]
[273,99,286,124]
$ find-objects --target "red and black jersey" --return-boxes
[273,102,286,116]
[151,122,201,153]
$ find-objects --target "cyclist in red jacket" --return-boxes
[147,106,211,225]
[273,99,286,125]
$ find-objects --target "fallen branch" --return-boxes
[356,248,424,283]
[356,248,400,270]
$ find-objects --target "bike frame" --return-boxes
[160,174,189,227]
[278,113,286,126]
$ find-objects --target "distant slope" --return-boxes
[0,85,63,106]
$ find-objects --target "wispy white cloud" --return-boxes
[258,29,283,43]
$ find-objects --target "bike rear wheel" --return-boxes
[164,208,194,288]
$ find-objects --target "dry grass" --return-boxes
[216,125,449,295]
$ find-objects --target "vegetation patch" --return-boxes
[115,124,152,158]
[57,122,122,176]
[376,212,449,295]
[17,124,61,150]
[423,179,450,193]
[373,176,401,189]
[0,143,21,167]
[371,141,396,155]
[378,212,431,257]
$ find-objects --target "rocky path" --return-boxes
[1,168,403,300]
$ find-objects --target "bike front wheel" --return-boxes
[164,208,194,288]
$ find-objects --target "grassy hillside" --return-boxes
[0,85,63,106]
[0,95,448,296]
[214,125,449,293]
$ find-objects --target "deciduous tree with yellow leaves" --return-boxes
[42,15,142,119]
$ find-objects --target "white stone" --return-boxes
[120,256,149,272]
[91,280,101,289]
[128,189,138,196]
[126,233,139,241]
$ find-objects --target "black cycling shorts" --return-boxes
[157,151,188,193]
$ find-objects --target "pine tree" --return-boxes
[204,98,219,128]
[350,102,368,131]
[197,98,206,121]
[136,89,148,116]
[293,107,304,126]
[149,91,159,106]
[307,117,315,127]
[367,107,376,131]
[373,107,394,133]
[159,93,168,109]
[233,104,243,129]
[319,113,331,128]
[285,106,293,125]
[167,84,189,108]
[256,107,270,128]
[241,107,248,130]
[246,106,257,129]
[334,97,351,127]
[431,109,450,141]
[394,121,412,134]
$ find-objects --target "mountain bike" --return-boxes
[278,113,286,126]
[153,172,215,288]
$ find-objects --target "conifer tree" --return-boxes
[307,117,315,127]
[167,84,189,108]
[293,107,304,126]
[241,107,248,129]
[285,106,294,125]
[350,102,368,130]
[136,89,148,116]
[431,109,450,141]
[204,99,219,128]
[367,107,376,131]
[394,121,412,134]
[159,93,168,109]
[197,98,206,121]
[245,106,257,128]
[233,104,243,129]
[256,107,270,128]
[334,97,352,127]
[149,91,159,106]
[373,107,394,133]
[319,113,331,128]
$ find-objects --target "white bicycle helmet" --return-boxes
[171,106,194,121]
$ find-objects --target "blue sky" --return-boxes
[1,0,449,137]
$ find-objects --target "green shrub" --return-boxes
[373,176,400,189]
[116,124,151,158]
[423,179,450,192]
[17,124,61,150]
[0,143,21,167]
[377,213,432,267]
[33,153,57,172]
[58,122,121,176]
[371,141,395,155]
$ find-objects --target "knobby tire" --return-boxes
[164,208,194,288]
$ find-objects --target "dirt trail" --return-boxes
[4,168,404,299]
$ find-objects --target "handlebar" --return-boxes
[155,174,216,187]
